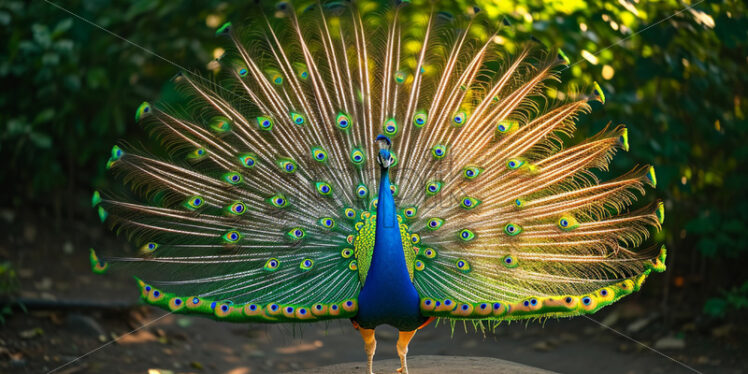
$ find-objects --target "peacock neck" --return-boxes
[368,167,409,285]
[376,168,397,232]
[354,164,424,330]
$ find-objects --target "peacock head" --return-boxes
[376,134,394,169]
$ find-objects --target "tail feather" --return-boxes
[93,1,664,324]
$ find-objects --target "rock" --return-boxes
[65,314,106,340]
[286,355,558,374]
[653,336,685,350]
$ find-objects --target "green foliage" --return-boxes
[1,0,746,314]
[704,281,748,318]
[0,262,23,325]
[0,262,20,296]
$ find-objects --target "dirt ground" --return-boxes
[1,211,746,374]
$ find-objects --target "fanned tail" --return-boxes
[91,1,665,324]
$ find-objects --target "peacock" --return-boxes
[90,1,667,373]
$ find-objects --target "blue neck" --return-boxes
[355,166,423,330]
[370,167,406,279]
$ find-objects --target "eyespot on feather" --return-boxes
[135,102,152,122]
[557,215,579,231]
[413,110,427,127]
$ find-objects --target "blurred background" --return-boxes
[0,0,746,373]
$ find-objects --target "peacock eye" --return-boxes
[268,71,283,85]
[256,116,273,130]
[459,229,475,241]
[264,258,280,271]
[452,111,467,126]
[496,119,518,133]
[341,248,353,258]
[141,242,159,253]
[290,112,305,125]
[287,227,306,240]
[456,259,471,273]
[422,248,437,259]
[463,166,482,179]
[356,184,368,198]
[403,207,417,218]
[336,112,352,130]
[426,181,442,195]
[227,201,247,215]
[504,223,523,236]
[460,197,480,210]
[431,144,447,159]
[184,196,205,210]
[344,208,356,219]
[557,215,580,230]
[415,260,425,271]
[135,102,151,122]
[238,67,248,77]
[426,218,444,230]
[507,158,525,170]
[222,172,243,185]
[383,118,398,136]
[502,255,518,268]
[394,70,406,84]
[277,158,297,173]
[239,153,257,168]
[293,62,308,79]
[300,258,314,271]
[410,233,420,244]
[319,217,335,229]
[222,230,242,243]
[268,193,289,208]
[413,111,427,127]
[315,181,332,196]
[187,147,208,160]
[111,145,124,159]
[350,148,365,166]
[311,146,328,162]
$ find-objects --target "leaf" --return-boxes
[52,18,73,37]
[33,108,55,124]
[703,298,727,318]
[29,132,52,148]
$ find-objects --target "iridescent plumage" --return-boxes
[91,2,666,373]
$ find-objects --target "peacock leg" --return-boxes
[358,327,377,374]
[396,330,417,374]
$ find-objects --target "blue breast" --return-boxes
[356,168,425,331]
